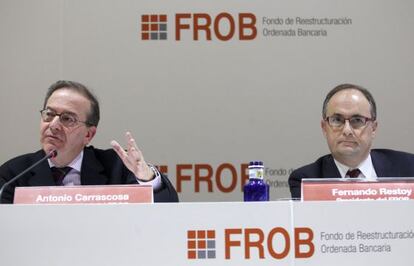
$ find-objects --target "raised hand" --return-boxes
[111,131,154,181]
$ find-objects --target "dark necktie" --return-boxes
[51,167,72,185]
[346,168,361,178]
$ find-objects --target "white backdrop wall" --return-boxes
[1,0,414,201]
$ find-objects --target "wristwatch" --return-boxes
[136,163,161,182]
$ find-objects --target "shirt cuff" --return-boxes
[136,164,162,191]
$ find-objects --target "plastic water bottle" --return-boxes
[243,161,269,201]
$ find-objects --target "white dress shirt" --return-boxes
[334,154,378,180]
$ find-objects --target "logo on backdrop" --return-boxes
[139,13,354,41]
[156,163,291,195]
[187,230,216,259]
[140,12,257,41]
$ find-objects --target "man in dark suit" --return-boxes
[289,84,414,199]
[0,80,178,203]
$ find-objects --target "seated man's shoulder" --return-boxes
[1,150,45,170]
[85,146,118,160]
[371,148,414,176]
[372,148,414,161]
[290,154,332,177]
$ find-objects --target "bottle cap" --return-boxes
[249,161,264,167]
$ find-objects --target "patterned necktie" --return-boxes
[346,168,361,178]
[51,167,72,185]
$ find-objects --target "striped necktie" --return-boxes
[346,168,361,178]
[51,167,72,185]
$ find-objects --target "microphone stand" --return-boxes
[0,150,57,203]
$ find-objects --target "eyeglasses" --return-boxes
[40,109,91,127]
[325,114,374,129]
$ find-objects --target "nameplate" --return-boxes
[302,178,414,201]
[14,185,153,204]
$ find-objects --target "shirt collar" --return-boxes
[48,150,83,172]
[333,153,377,179]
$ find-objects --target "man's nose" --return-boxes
[342,119,354,135]
[49,115,62,130]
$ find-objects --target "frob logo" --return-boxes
[187,227,315,260]
[187,230,216,259]
[140,12,257,41]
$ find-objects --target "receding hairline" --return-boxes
[46,87,91,101]
[322,83,377,120]
[43,80,100,126]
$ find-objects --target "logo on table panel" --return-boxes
[141,14,168,40]
[187,230,216,259]
[186,227,315,260]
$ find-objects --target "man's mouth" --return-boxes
[339,140,357,146]
[45,135,62,142]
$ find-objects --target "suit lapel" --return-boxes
[371,150,393,177]
[322,155,342,178]
[27,150,55,186]
[80,147,108,185]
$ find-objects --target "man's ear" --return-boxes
[371,120,378,138]
[84,126,97,145]
[321,119,328,138]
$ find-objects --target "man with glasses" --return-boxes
[288,83,414,198]
[0,80,178,203]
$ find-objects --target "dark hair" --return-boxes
[43,80,100,126]
[322,83,377,120]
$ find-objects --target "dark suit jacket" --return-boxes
[0,146,179,203]
[288,149,414,199]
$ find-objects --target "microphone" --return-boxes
[0,150,57,203]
